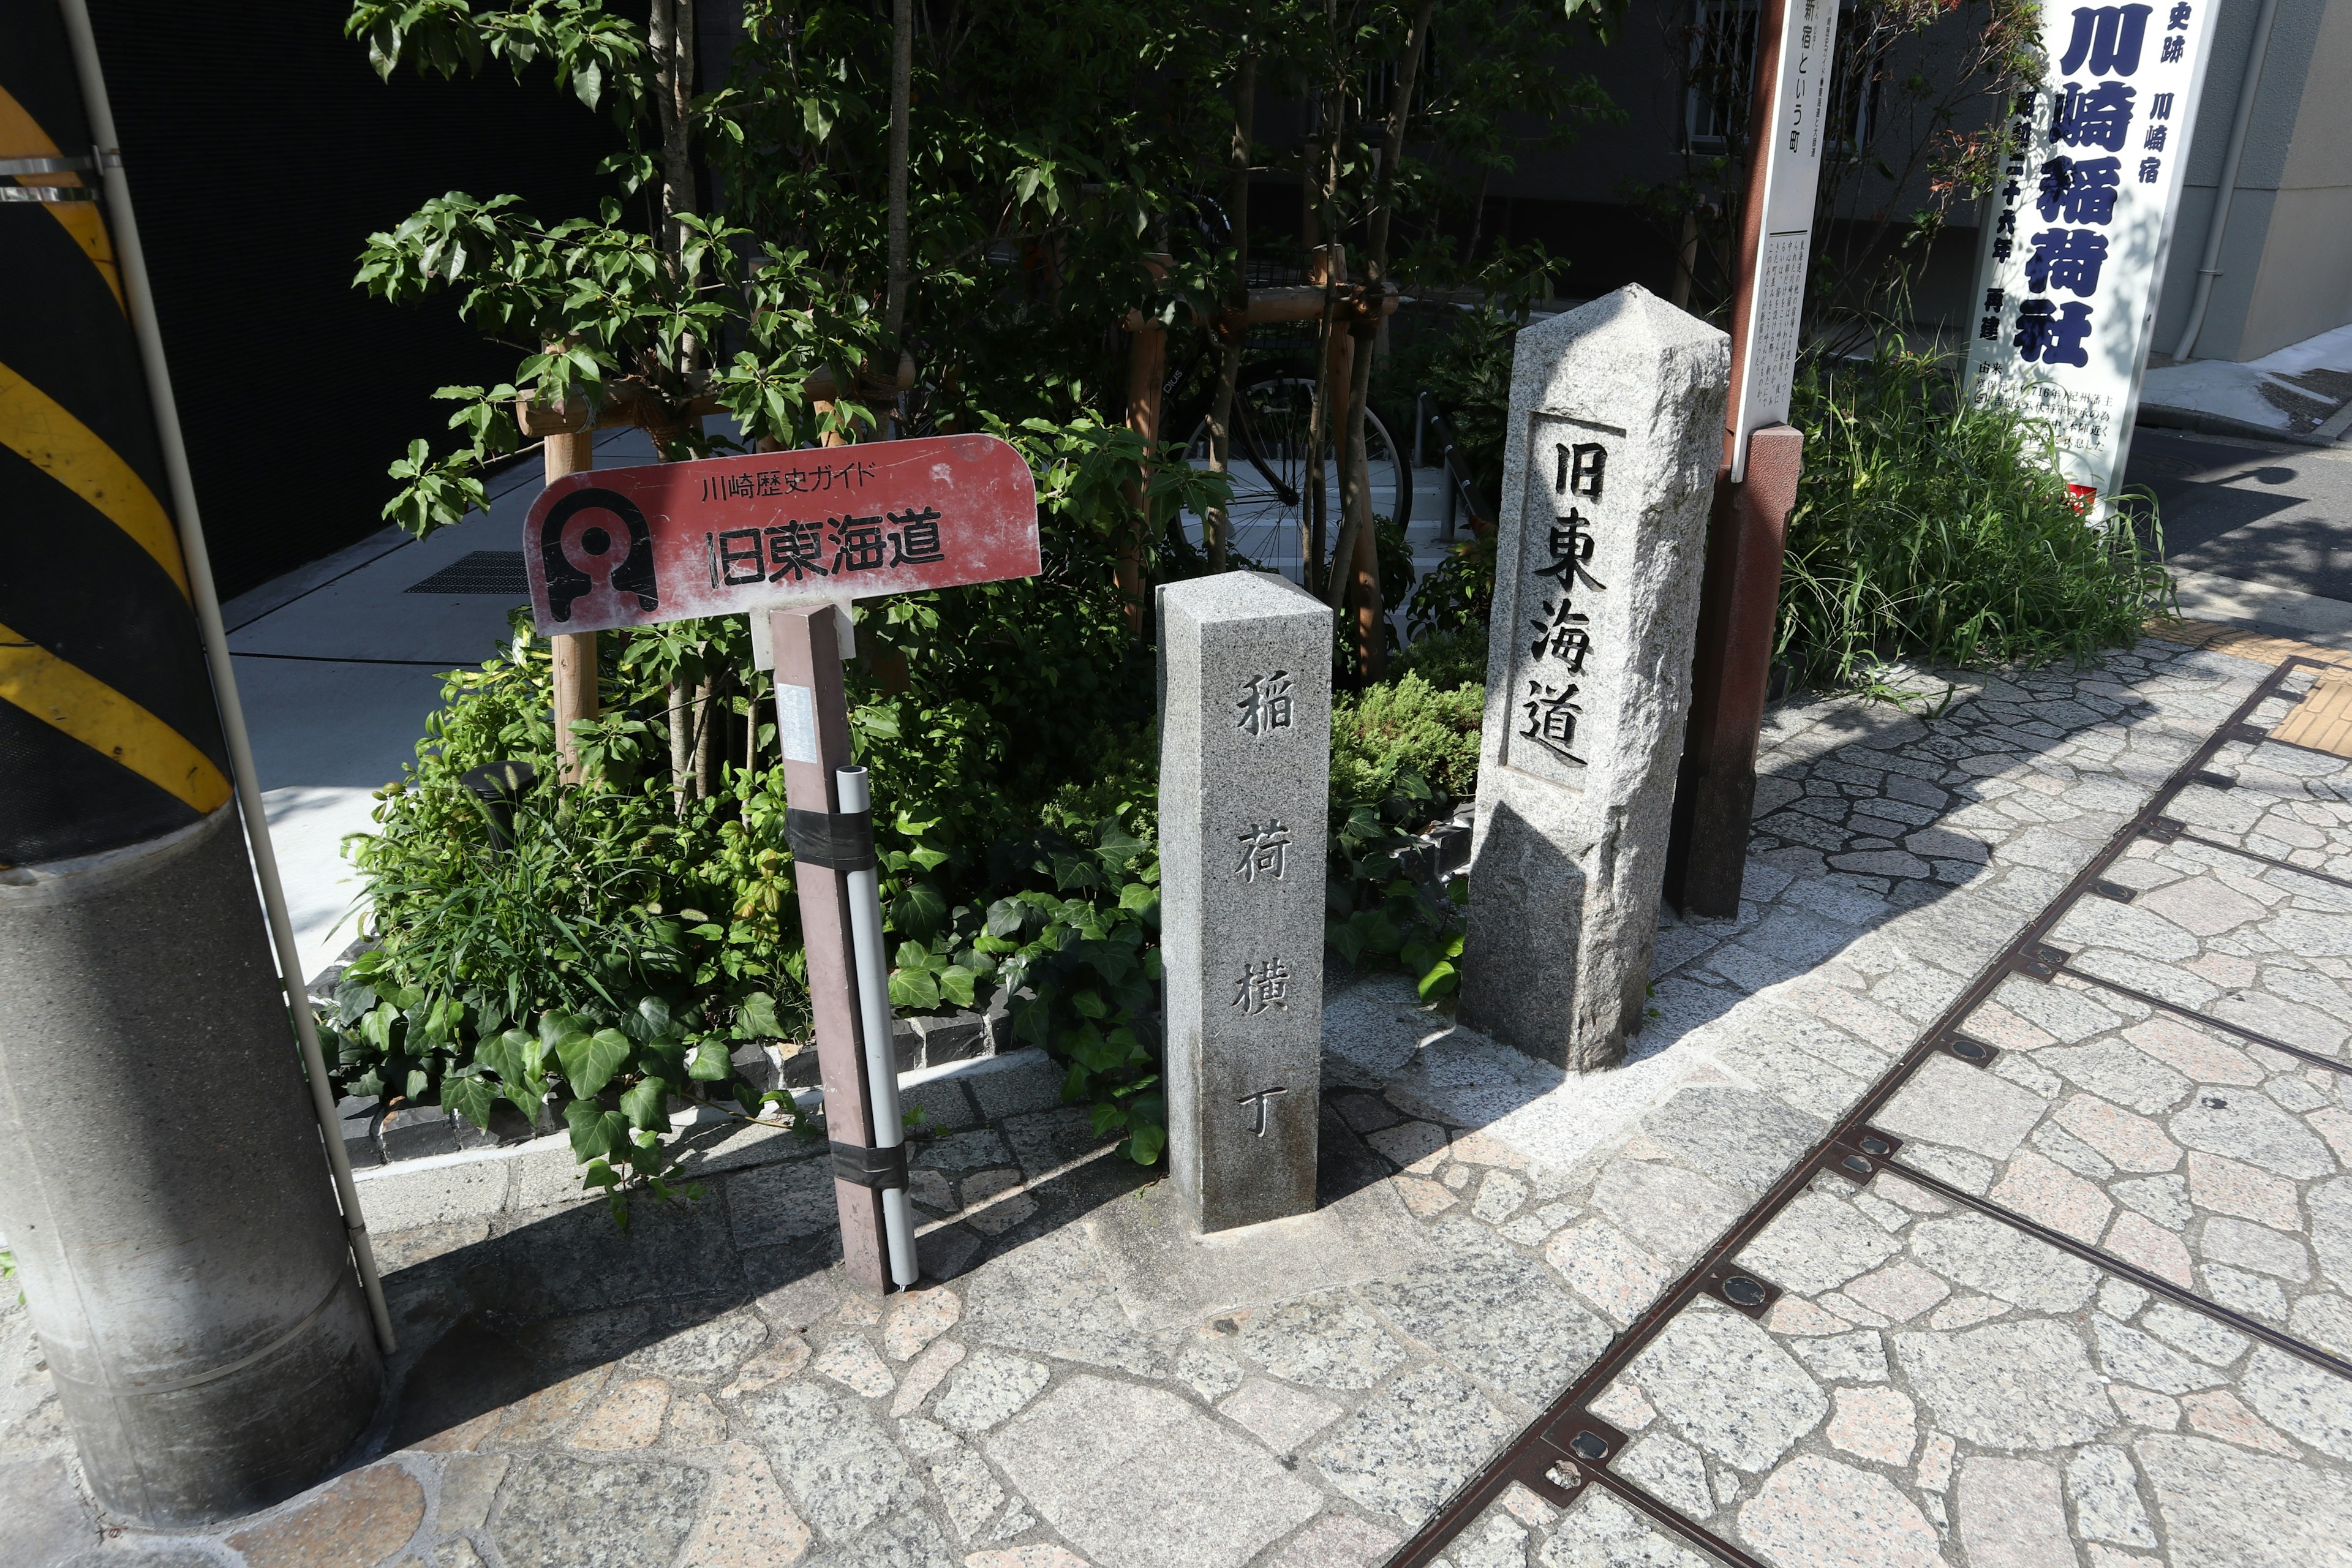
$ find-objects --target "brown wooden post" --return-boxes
[1665,426,1803,916]
[1120,255,1171,635]
[771,603,892,1294]
[545,428,598,784]
[1664,0,1820,917]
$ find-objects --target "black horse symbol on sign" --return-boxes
[541,486,660,622]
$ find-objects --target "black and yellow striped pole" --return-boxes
[0,3,389,1526]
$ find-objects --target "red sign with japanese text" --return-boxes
[522,433,1040,635]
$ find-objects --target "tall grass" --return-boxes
[1778,347,2173,688]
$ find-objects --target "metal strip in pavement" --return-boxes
[1387,654,2340,1568]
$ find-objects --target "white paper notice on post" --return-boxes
[1729,0,1840,482]
[1962,1,2219,512]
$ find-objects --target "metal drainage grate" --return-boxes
[405,551,528,596]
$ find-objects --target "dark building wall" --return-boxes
[87,2,618,598]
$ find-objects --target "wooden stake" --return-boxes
[772,605,892,1295]
[546,429,598,784]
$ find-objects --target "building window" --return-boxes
[1685,0,1761,155]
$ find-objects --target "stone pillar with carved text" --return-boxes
[1158,573,1332,1232]
[1461,286,1729,1071]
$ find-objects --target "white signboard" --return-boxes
[1964,1,2219,511]
[1729,0,1841,482]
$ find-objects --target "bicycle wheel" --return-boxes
[1183,372,1412,584]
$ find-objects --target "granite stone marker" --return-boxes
[1461,285,1729,1070]
[1159,572,1332,1232]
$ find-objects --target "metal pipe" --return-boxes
[834,765,919,1287]
[2173,0,2282,361]
[56,0,395,1354]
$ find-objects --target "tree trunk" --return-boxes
[1324,0,1438,687]
[668,671,695,814]
[648,0,697,253]
[1202,52,1256,575]
[884,0,913,341]
[693,672,720,800]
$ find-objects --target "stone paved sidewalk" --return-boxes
[4,628,2350,1568]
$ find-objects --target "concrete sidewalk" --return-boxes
[220,427,665,982]
[10,623,2351,1568]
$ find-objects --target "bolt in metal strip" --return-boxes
[1385,658,2312,1568]
[1868,1145,2352,1379]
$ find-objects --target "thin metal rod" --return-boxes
[835,766,919,1287]
[56,0,396,1355]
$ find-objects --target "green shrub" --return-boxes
[1392,624,1490,691]
[1779,347,2173,687]
[1324,673,1483,999]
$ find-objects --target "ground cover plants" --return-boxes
[1776,345,2173,688]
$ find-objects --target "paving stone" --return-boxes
[2287,1292,2352,1359]
[1545,1221,1673,1326]
[1926,1294,2008,1330]
[1905,1212,2097,1311]
[720,1333,813,1400]
[1587,1379,1657,1433]
[2168,1092,2335,1179]
[1615,1430,1713,1519]
[1363,1224,1613,1406]
[2184,1152,2301,1231]
[891,1337,967,1418]
[1637,1087,1826,1194]
[2179,1388,2299,1455]
[1735,1193,1900,1296]
[491,1456,706,1568]
[882,1288,964,1361]
[2137,1434,2352,1568]
[2105,1212,2198,1286]
[1957,1456,2076,1568]
[225,1461,426,1568]
[831,1509,960,1567]
[964,1550,1092,1568]
[1499,1482,1561,1528]
[1893,1319,2114,1448]
[1876,1058,2049,1164]
[1313,1363,1517,1529]
[815,1334,899,1398]
[489,1367,608,1445]
[1589,1159,1749,1261]
[1537,1491,1714,1568]
[0,1455,94,1567]
[623,1311,770,1385]
[2053,1095,2183,1173]
[2204,1263,2291,1319]
[1763,1295,1851,1335]
[1836,1261,1949,1325]
[754,1274,842,1332]
[668,1390,728,1447]
[1218,1378,1344,1454]
[1447,1509,1531,1568]
[1396,1177,1460,1217]
[1790,1332,1888,1384]
[1623,1304,1825,1471]
[677,1442,812,1566]
[960,1224,1169,1378]
[1826,1386,1915,1466]
[1367,1121,1449,1172]
[1913,1430,1956,1492]
[2139,1302,2249,1367]
[2238,1344,2352,1460]
[1233,1292,1408,1393]
[2312,1178,2352,1291]
[2201,1215,2313,1281]
[1738,1454,1943,1568]
[989,1374,1321,1568]
[734,1379,921,1541]
[2123,1017,2267,1087]
[1267,1513,1404,1568]
[2111,1384,2182,1429]
[2070,1438,2154,1551]
[571,1376,673,1449]
[1471,1170,1530,1224]
[935,1348,1050,1433]
[2092,1317,2227,1395]
[728,1158,842,1247]
[910,1428,1010,1542]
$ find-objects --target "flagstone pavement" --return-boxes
[6,624,2351,1568]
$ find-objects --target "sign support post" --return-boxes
[523,432,1039,1294]
[1664,0,1837,917]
